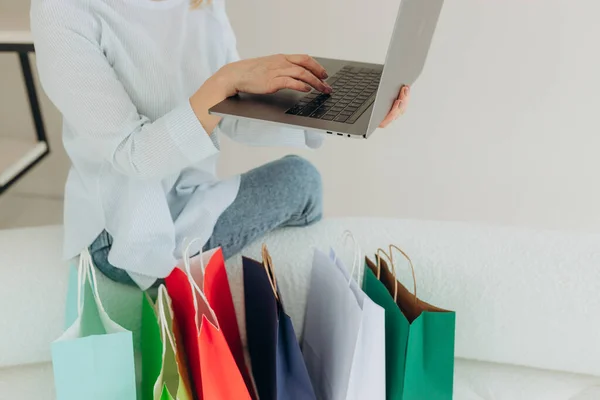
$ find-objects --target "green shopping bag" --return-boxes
[363,246,456,400]
[51,249,136,400]
[141,285,193,400]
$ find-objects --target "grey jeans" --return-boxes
[89,155,323,286]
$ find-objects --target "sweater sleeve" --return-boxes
[211,0,325,150]
[30,1,219,180]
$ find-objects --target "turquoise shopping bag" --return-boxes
[51,249,137,400]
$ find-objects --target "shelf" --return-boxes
[0,137,48,187]
[0,28,48,194]
[0,30,32,45]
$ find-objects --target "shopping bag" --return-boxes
[165,241,252,400]
[302,232,386,400]
[51,249,136,400]
[328,247,386,400]
[364,246,456,400]
[243,245,316,400]
[141,285,193,400]
[189,247,256,399]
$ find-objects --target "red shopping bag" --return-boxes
[190,248,256,399]
[166,247,252,400]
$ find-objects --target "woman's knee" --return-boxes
[281,155,322,196]
[280,155,323,224]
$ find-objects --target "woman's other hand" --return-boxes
[217,54,332,97]
[379,85,410,128]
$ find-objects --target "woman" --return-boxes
[31,0,409,289]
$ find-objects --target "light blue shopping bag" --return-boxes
[51,249,137,400]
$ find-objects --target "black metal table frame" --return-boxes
[0,42,49,195]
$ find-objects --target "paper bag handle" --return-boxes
[379,245,418,304]
[376,248,398,302]
[156,285,178,354]
[343,230,363,288]
[261,244,280,301]
[331,230,363,287]
[182,237,219,328]
[389,244,417,302]
[76,249,103,316]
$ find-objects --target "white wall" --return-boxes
[219,0,600,233]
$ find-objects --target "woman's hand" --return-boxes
[379,85,410,128]
[216,54,332,98]
[191,54,331,135]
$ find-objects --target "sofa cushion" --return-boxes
[0,226,67,368]
[1,219,599,377]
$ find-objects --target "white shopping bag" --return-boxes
[302,234,385,400]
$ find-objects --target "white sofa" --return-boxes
[1,218,600,399]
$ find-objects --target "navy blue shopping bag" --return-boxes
[243,245,316,400]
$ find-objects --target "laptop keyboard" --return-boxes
[286,66,381,124]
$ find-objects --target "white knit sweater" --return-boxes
[31,0,322,289]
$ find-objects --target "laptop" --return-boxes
[209,0,444,139]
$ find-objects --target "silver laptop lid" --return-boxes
[367,0,444,133]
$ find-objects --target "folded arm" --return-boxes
[31,2,222,180]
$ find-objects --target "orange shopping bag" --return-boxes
[165,241,252,400]
[189,247,256,399]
